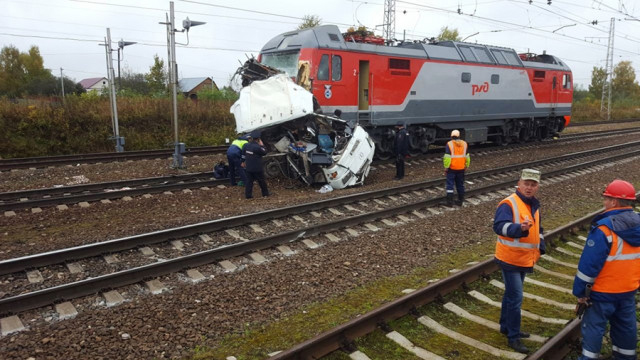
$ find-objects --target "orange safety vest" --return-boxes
[495,194,541,267]
[447,140,468,170]
[591,225,640,293]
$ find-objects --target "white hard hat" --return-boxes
[451,129,460,138]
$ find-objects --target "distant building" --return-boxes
[79,77,108,92]
[178,77,218,99]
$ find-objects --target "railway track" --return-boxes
[0,146,639,337]
[271,208,602,359]
[0,127,637,173]
[0,145,228,171]
[2,129,640,214]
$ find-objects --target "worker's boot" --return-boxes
[455,194,464,206]
[446,193,454,206]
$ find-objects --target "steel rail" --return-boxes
[0,172,216,202]
[269,209,601,360]
[0,128,637,172]
[0,145,227,171]
[1,136,639,213]
[0,143,638,276]
[0,153,635,316]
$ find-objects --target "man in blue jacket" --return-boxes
[243,130,269,199]
[393,121,409,180]
[573,179,640,360]
[226,134,250,186]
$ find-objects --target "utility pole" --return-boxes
[160,1,205,169]
[101,28,125,152]
[59,67,65,104]
[600,17,615,121]
[382,0,396,42]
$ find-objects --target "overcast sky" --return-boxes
[4,0,640,89]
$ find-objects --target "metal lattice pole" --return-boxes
[600,17,615,121]
[382,0,396,42]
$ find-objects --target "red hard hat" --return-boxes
[602,180,637,200]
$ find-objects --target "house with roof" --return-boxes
[178,77,218,99]
[79,77,108,92]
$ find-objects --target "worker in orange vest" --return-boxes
[443,129,470,206]
[493,168,545,354]
[573,180,640,360]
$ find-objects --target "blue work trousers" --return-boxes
[499,269,526,341]
[227,153,246,186]
[578,298,637,360]
[445,170,465,195]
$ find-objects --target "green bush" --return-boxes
[0,94,238,158]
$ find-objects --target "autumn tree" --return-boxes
[145,54,167,94]
[612,61,640,100]
[437,26,461,41]
[588,66,607,100]
[0,45,58,97]
[298,15,321,30]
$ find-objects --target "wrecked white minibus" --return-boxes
[230,72,375,190]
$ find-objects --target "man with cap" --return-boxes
[443,129,470,206]
[493,168,545,354]
[243,129,270,199]
[393,121,409,180]
[226,134,251,187]
[572,180,640,360]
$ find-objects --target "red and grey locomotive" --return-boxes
[256,25,573,158]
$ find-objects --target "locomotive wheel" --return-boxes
[519,128,530,143]
[377,152,392,161]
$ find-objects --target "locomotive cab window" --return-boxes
[563,74,572,89]
[331,55,342,81]
[491,50,508,65]
[318,54,329,80]
[471,46,493,63]
[459,46,478,62]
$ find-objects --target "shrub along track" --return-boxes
[2,129,639,214]
[272,208,605,360]
[0,147,639,339]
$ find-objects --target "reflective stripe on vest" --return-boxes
[591,225,640,293]
[494,194,541,267]
[447,140,468,170]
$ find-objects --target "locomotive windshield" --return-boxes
[261,51,300,79]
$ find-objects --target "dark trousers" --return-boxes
[395,155,405,179]
[245,170,269,198]
[579,298,637,359]
[227,154,246,186]
[500,269,526,341]
[445,170,465,196]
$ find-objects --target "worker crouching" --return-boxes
[573,179,640,360]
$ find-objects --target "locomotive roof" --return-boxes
[261,25,570,71]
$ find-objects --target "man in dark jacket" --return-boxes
[393,121,409,180]
[243,130,269,199]
[573,180,640,360]
[226,134,250,186]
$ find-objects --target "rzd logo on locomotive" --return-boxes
[471,82,490,95]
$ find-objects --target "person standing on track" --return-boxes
[393,121,409,180]
[243,130,270,199]
[443,129,470,206]
[493,169,545,354]
[572,180,640,360]
[226,134,251,187]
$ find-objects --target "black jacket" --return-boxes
[393,128,409,156]
[243,141,268,172]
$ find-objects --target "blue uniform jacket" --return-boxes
[393,128,409,156]
[573,208,640,301]
[227,136,250,158]
[493,190,546,272]
[243,141,268,172]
